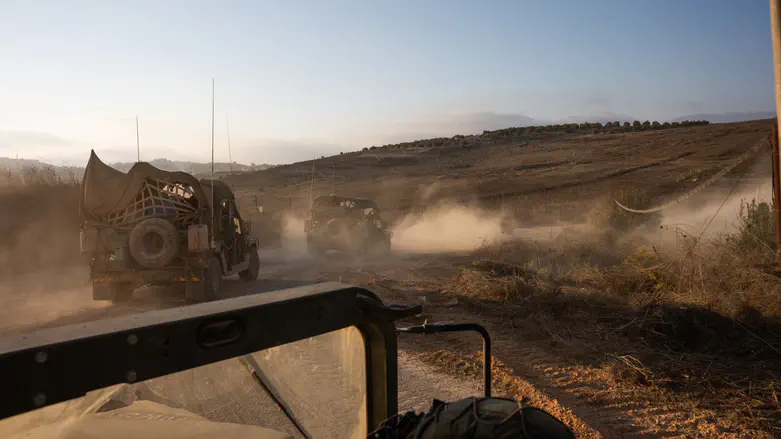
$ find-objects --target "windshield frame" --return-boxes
[0,282,401,433]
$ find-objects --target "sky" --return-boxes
[0,0,775,166]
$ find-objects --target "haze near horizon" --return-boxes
[0,0,774,166]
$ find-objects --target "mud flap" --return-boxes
[185,281,206,302]
[185,268,208,302]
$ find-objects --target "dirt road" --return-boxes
[0,251,487,439]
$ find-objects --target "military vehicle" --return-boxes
[78,151,260,303]
[305,195,392,256]
[0,283,575,438]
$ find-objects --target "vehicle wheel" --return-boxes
[128,218,180,268]
[203,256,223,300]
[240,247,260,282]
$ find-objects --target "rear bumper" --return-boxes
[90,268,203,286]
[91,267,209,302]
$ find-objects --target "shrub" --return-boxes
[736,198,776,251]
[662,122,671,129]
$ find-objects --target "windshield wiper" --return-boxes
[238,355,311,439]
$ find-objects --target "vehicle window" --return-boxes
[0,326,367,439]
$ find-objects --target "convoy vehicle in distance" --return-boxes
[79,151,260,302]
[304,195,392,257]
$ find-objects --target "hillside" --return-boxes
[109,159,275,176]
[226,119,774,224]
[0,156,274,182]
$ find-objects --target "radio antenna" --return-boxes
[210,78,215,246]
[136,115,140,162]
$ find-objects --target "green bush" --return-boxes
[736,198,776,251]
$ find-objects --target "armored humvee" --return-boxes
[78,151,260,303]
[305,195,392,257]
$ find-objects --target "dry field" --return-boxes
[1,119,780,437]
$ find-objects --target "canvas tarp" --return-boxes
[79,150,212,222]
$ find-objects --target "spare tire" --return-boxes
[326,218,345,236]
[128,218,180,268]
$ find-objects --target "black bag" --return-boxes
[371,397,576,439]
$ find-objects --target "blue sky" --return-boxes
[0,0,775,165]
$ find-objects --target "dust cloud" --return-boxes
[657,180,773,247]
[391,205,505,254]
[255,213,310,262]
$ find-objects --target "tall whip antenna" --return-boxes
[210,78,215,246]
[136,115,140,162]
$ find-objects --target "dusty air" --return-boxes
[1,1,781,438]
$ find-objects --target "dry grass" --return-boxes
[0,167,82,278]
[0,166,80,188]
[440,205,781,436]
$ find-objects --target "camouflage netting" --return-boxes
[79,151,229,227]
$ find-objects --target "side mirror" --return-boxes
[242,220,252,235]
